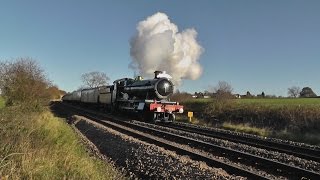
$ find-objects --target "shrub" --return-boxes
[178,98,320,144]
[0,58,51,109]
[204,102,320,133]
[170,92,193,102]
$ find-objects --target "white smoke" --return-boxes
[129,12,204,85]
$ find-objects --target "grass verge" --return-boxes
[221,122,320,146]
[0,96,5,109]
[178,98,320,145]
[222,122,270,137]
[0,107,122,179]
[275,129,320,146]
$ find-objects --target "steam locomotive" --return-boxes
[62,71,184,122]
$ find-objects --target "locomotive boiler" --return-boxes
[122,71,174,100]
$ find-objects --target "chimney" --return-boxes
[154,70,163,78]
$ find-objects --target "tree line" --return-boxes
[77,72,320,100]
[172,81,319,101]
[0,58,65,108]
[0,57,110,108]
[287,86,317,98]
[2,58,314,108]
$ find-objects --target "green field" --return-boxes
[184,97,320,105]
[182,98,320,111]
[235,98,320,107]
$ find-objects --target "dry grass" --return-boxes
[178,98,320,145]
[221,122,320,146]
[222,122,270,137]
[275,129,320,146]
[0,96,4,109]
[0,107,122,179]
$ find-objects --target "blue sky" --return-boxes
[1,0,319,96]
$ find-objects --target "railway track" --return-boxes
[161,122,320,162]
[126,122,320,179]
[54,102,320,179]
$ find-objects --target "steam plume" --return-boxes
[129,12,204,85]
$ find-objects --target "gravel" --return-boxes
[174,121,320,151]
[132,121,320,173]
[69,121,124,179]
[60,102,318,179]
[71,115,243,180]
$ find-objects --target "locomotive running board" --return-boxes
[145,100,180,105]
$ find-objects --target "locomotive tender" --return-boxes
[62,71,184,122]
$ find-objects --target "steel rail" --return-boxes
[163,122,320,162]
[57,102,320,179]
[120,121,320,180]
[56,102,268,179]
[95,119,268,180]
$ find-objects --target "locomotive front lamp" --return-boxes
[157,106,162,112]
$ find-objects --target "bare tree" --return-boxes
[47,85,65,100]
[205,81,234,116]
[81,71,110,88]
[287,86,301,98]
[170,91,192,102]
[0,57,50,106]
[214,81,233,99]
